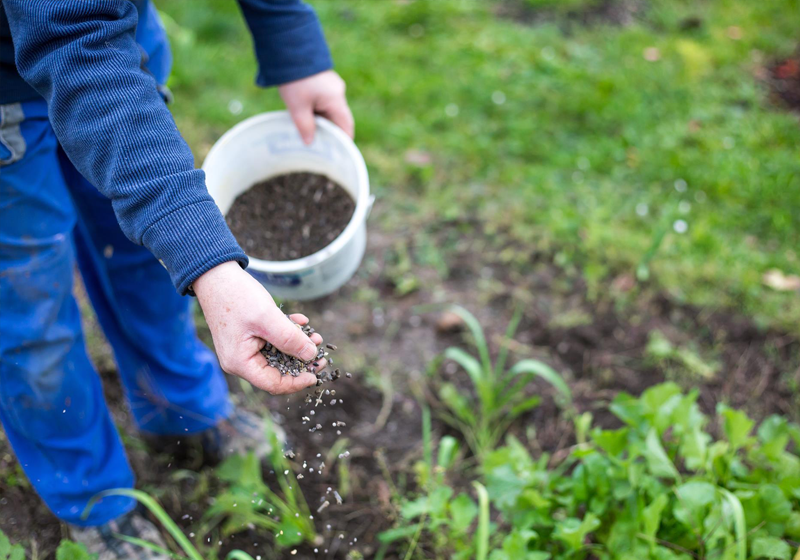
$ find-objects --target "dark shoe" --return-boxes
[69,510,169,560]
[199,408,287,463]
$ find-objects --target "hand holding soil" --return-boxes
[193,261,323,394]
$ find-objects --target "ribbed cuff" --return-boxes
[254,18,334,88]
[142,201,249,295]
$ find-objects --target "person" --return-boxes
[0,1,354,557]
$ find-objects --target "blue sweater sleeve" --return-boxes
[237,0,333,87]
[4,0,248,295]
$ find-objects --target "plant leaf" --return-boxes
[450,493,478,533]
[444,346,486,389]
[719,488,747,560]
[642,494,669,543]
[507,360,572,406]
[717,404,754,450]
[644,429,679,480]
[553,514,601,551]
[439,383,477,426]
[83,489,204,560]
[495,307,523,378]
[0,531,26,560]
[673,481,716,529]
[473,482,490,560]
[378,524,422,544]
[55,541,98,560]
[448,306,491,374]
[751,536,792,560]
[509,395,542,419]
[437,436,460,471]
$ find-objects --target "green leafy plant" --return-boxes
[646,330,719,380]
[384,382,800,560]
[83,420,308,559]
[480,383,800,559]
[84,487,264,560]
[200,419,315,549]
[378,405,491,560]
[0,530,24,560]
[431,305,572,459]
[1,528,100,560]
[55,541,98,560]
[201,451,314,548]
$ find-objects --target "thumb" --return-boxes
[259,305,318,362]
[288,103,317,145]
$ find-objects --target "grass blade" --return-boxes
[472,481,490,560]
[718,489,747,560]
[443,347,485,389]
[448,306,491,375]
[226,552,257,560]
[507,360,572,406]
[436,436,460,471]
[83,488,204,560]
[508,395,542,420]
[112,533,187,560]
[494,307,523,378]
[422,404,433,471]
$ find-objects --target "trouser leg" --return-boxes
[59,143,232,436]
[0,101,134,526]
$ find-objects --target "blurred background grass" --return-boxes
[160,0,800,331]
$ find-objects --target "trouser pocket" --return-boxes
[0,103,26,166]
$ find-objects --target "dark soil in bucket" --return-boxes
[226,172,356,261]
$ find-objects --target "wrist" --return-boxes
[192,260,243,300]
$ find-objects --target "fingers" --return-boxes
[243,362,318,395]
[321,99,355,139]
[288,313,309,325]
[313,357,327,371]
[259,305,318,362]
[288,104,317,145]
[288,313,322,345]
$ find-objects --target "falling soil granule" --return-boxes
[226,172,355,261]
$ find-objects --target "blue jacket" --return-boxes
[1,0,333,294]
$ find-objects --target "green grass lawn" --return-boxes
[160,0,800,331]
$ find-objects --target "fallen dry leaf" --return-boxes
[611,273,636,293]
[404,149,432,166]
[436,310,465,334]
[643,47,661,62]
[763,269,800,292]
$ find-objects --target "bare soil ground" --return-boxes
[1,212,798,559]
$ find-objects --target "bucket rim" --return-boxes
[202,111,371,274]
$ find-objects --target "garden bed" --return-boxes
[2,218,797,558]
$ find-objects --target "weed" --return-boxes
[379,412,490,560]
[81,419,311,558]
[0,530,24,560]
[645,330,720,380]
[431,305,572,459]
[200,419,315,549]
[384,382,800,559]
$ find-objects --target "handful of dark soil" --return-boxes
[226,172,355,261]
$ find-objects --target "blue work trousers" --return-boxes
[0,98,232,526]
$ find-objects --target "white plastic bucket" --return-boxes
[202,111,371,301]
